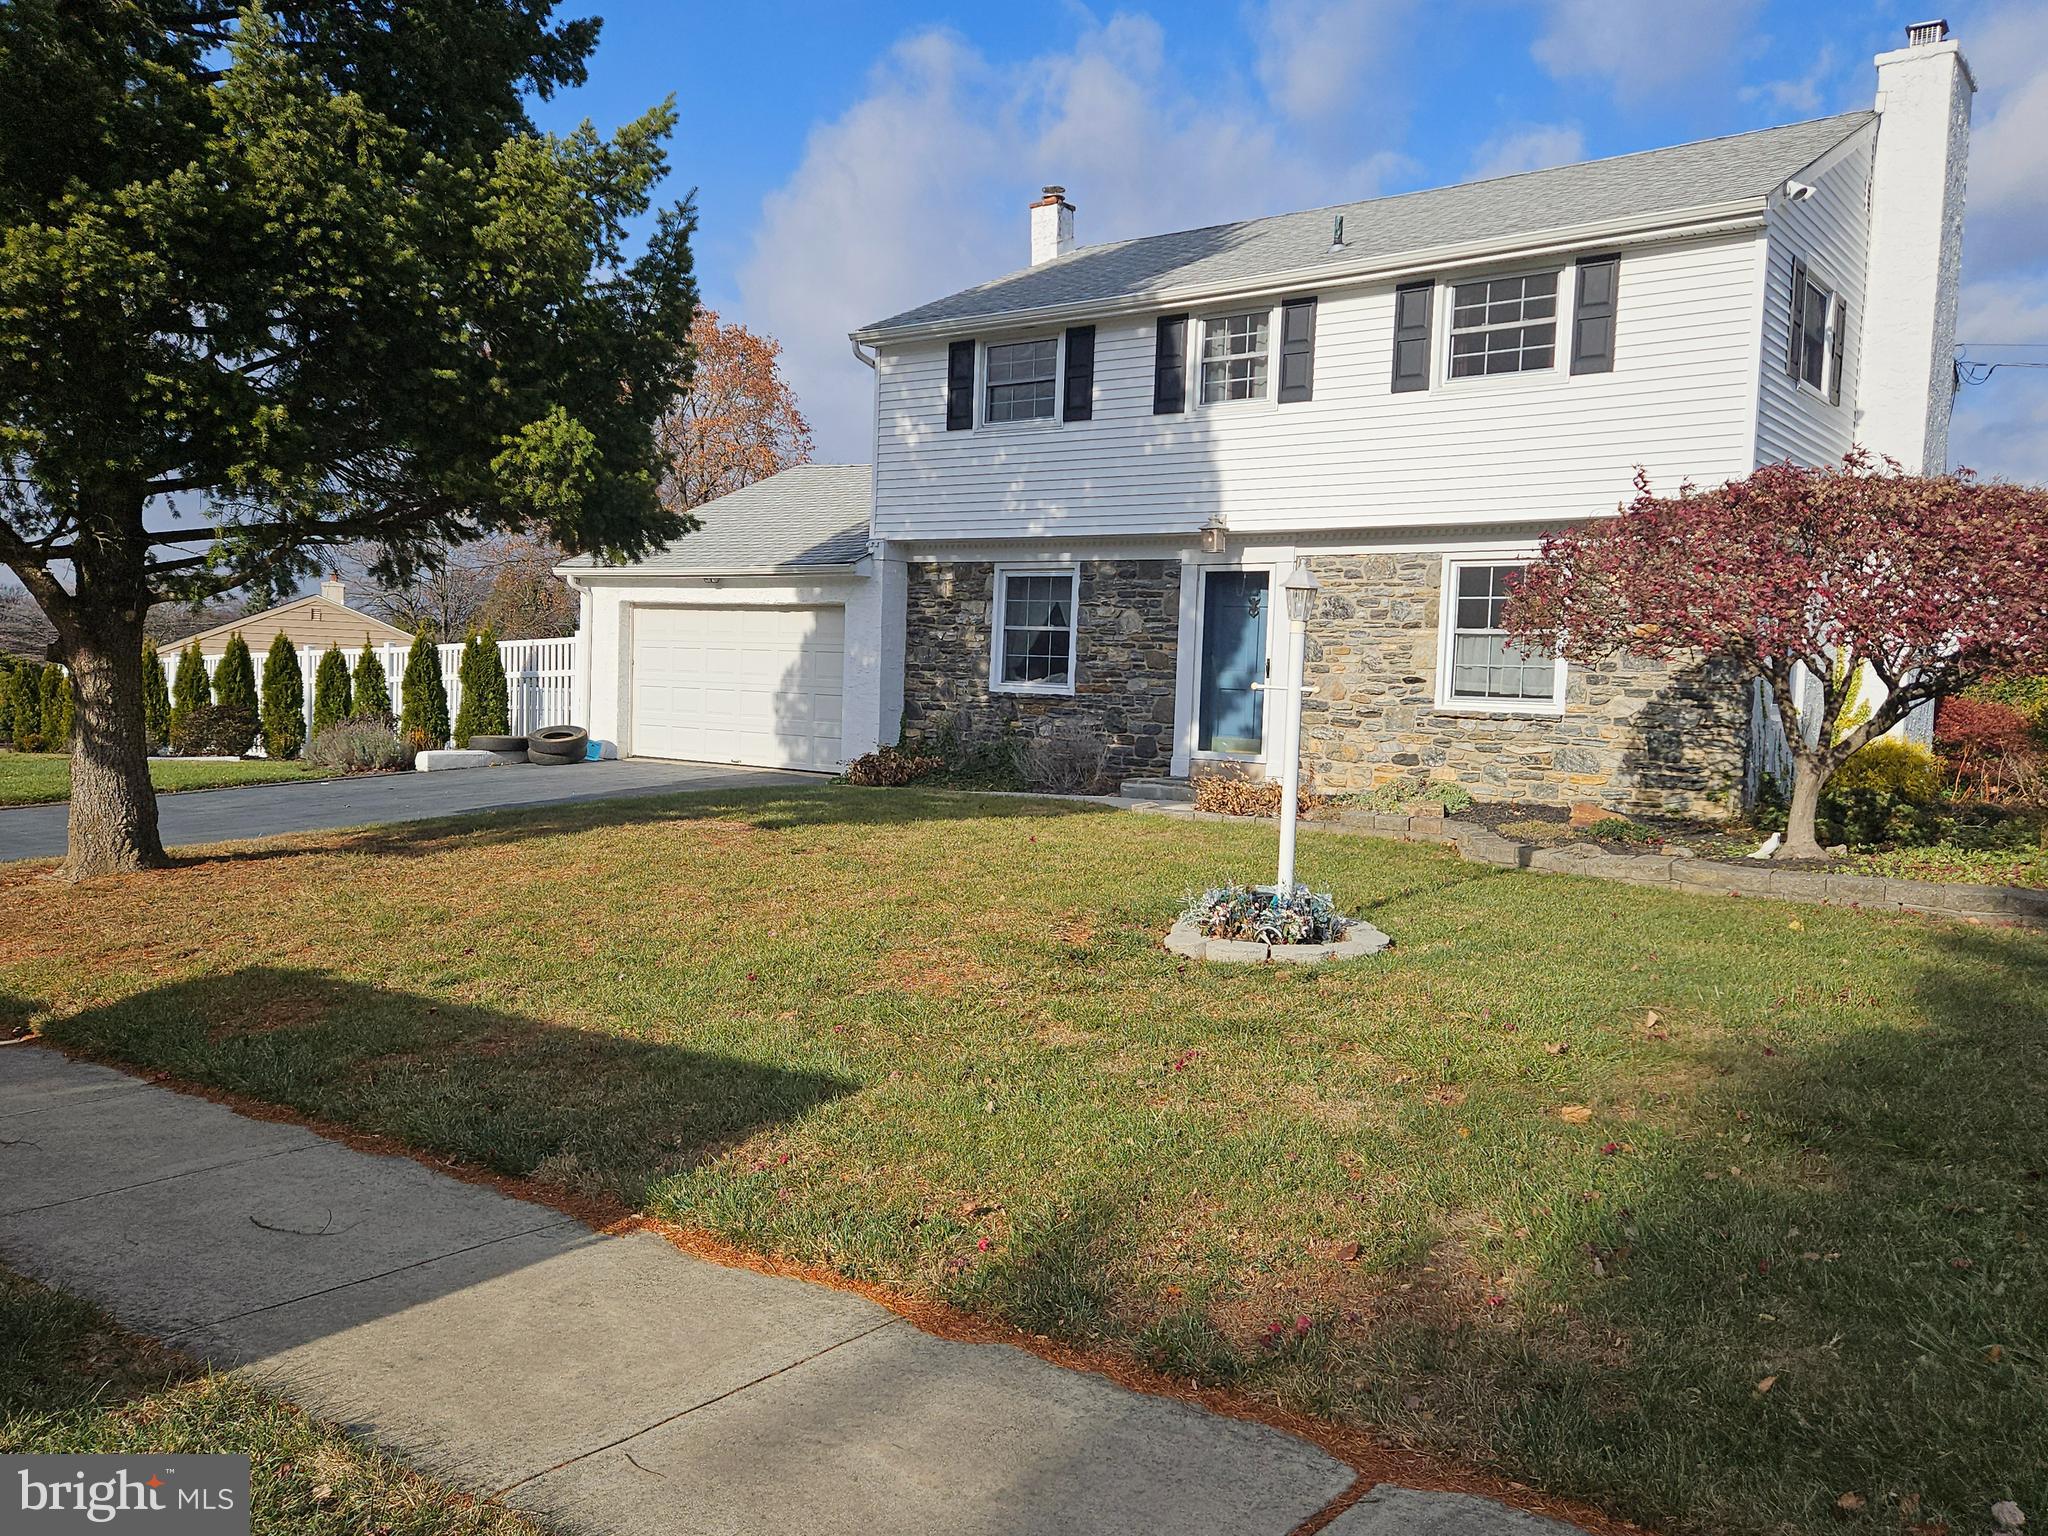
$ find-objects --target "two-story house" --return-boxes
[565,24,1970,808]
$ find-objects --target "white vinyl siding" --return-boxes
[872,228,1764,541]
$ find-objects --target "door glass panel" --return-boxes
[1197,571,1270,754]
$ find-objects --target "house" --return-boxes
[162,577,411,660]
[833,23,1973,813]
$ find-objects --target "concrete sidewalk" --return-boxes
[0,1044,1588,1535]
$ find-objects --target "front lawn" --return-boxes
[2,788,2041,1536]
[0,752,330,807]
[0,1267,549,1535]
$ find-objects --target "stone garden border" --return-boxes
[1162,914,1393,965]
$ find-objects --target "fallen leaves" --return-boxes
[1543,1040,1569,1055]
[1754,1374,1778,1395]
[1835,1491,1866,1516]
[1558,1104,1594,1124]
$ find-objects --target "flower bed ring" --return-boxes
[1163,915,1391,965]
[1167,882,1392,965]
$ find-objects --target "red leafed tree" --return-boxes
[655,309,813,513]
[1505,453,2048,859]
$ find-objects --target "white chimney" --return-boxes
[320,574,346,604]
[1030,185,1075,266]
[1860,20,1974,472]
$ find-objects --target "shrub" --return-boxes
[38,665,73,749]
[1817,739,1944,848]
[311,645,352,735]
[172,703,259,757]
[924,716,1024,789]
[0,657,14,744]
[141,641,171,752]
[1830,739,1944,801]
[453,629,510,745]
[169,641,209,742]
[6,663,42,750]
[259,634,305,760]
[303,717,411,774]
[1020,725,1109,795]
[1967,672,2048,739]
[351,640,391,721]
[1349,778,1473,815]
[1193,775,1319,817]
[844,745,943,787]
[211,633,257,714]
[398,630,449,750]
[1183,882,1347,945]
[1587,816,1657,845]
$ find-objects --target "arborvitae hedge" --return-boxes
[38,665,73,749]
[260,634,306,760]
[213,634,256,711]
[473,627,509,736]
[398,630,449,750]
[170,641,209,740]
[7,663,41,749]
[351,640,392,721]
[311,645,352,735]
[0,657,16,743]
[141,641,171,751]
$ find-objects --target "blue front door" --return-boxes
[1198,571,1269,755]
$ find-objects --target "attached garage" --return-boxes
[558,464,891,773]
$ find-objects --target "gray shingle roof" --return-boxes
[860,112,1872,336]
[560,463,870,573]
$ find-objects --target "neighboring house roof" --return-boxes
[858,112,1874,338]
[164,591,411,654]
[558,463,873,576]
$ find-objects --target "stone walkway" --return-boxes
[0,1044,1591,1535]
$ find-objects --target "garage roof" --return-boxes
[560,464,872,575]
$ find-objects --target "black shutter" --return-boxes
[946,339,975,431]
[1785,257,1807,380]
[1153,314,1187,414]
[1062,324,1095,421]
[1278,296,1317,402]
[1827,297,1847,405]
[1391,280,1433,393]
[1569,255,1619,375]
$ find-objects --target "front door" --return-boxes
[1197,571,1269,755]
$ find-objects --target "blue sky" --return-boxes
[525,1,2048,483]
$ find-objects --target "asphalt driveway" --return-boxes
[0,758,808,863]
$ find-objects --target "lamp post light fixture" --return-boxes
[1275,559,1320,895]
[1199,513,1228,555]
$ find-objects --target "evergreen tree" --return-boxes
[7,663,41,750]
[39,665,73,749]
[311,645,352,736]
[399,630,450,749]
[0,657,15,743]
[260,634,306,760]
[212,634,256,713]
[452,633,484,746]
[140,641,170,752]
[473,627,510,736]
[170,642,210,742]
[352,640,392,722]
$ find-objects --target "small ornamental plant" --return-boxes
[351,640,392,722]
[212,633,257,715]
[170,641,209,741]
[7,663,42,750]
[141,641,171,752]
[311,644,353,735]
[260,633,305,759]
[39,665,74,749]
[398,629,450,751]
[1182,883,1349,946]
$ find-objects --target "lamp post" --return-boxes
[1275,560,1320,896]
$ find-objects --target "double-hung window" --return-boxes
[991,566,1079,693]
[984,338,1058,422]
[1200,311,1270,403]
[1448,271,1558,378]
[1441,562,1560,708]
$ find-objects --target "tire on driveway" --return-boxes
[468,734,527,753]
[529,725,588,755]
[527,746,584,766]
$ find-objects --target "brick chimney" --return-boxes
[1030,185,1075,266]
[1861,20,1974,472]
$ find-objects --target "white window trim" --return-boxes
[1192,305,1279,412]
[976,333,1065,431]
[989,562,1080,696]
[1791,262,1842,403]
[1432,556,1567,717]
[1439,265,1565,389]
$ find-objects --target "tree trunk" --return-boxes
[61,603,166,879]
[1779,752,1829,861]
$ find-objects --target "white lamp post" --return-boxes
[1275,560,1320,896]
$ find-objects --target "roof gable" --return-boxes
[166,594,412,653]
[560,464,872,575]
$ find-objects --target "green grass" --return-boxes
[0,1267,549,1535]
[0,752,330,807]
[3,786,2042,1536]
[1847,840,2048,888]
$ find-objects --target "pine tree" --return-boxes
[352,640,392,721]
[311,645,352,736]
[473,626,510,736]
[260,634,306,760]
[399,630,450,750]
[170,642,209,742]
[140,641,171,752]
[7,664,41,751]
[212,633,256,713]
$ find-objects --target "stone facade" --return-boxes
[901,560,1180,784]
[1299,553,1750,816]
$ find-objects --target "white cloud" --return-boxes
[1251,0,1414,136]
[738,15,1415,459]
[1532,0,1766,104]
[1468,124,1585,180]
[1738,44,1837,115]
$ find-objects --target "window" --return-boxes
[1448,271,1558,378]
[1798,277,1829,392]
[992,567,1078,692]
[1442,563,1559,707]
[1200,311,1270,403]
[985,339,1057,422]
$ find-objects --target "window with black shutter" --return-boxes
[1785,256,1808,381]
[1569,255,1619,375]
[1062,325,1095,421]
[946,339,975,431]
[1827,298,1848,406]
[1153,314,1188,414]
[1391,281,1433,393]
[1278,297,1317,402]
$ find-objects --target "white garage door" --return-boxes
[630,605,845,771]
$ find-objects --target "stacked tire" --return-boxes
[469,734,527,755]
[527,725,588,766]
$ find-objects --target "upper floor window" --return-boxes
[1200,311,1270,403]
[1440,562,1561,709]
[985,338,1058,422]
[1798,276,1829,392]
[1448,271,1558,378]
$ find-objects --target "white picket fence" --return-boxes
[172,636,577,749]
